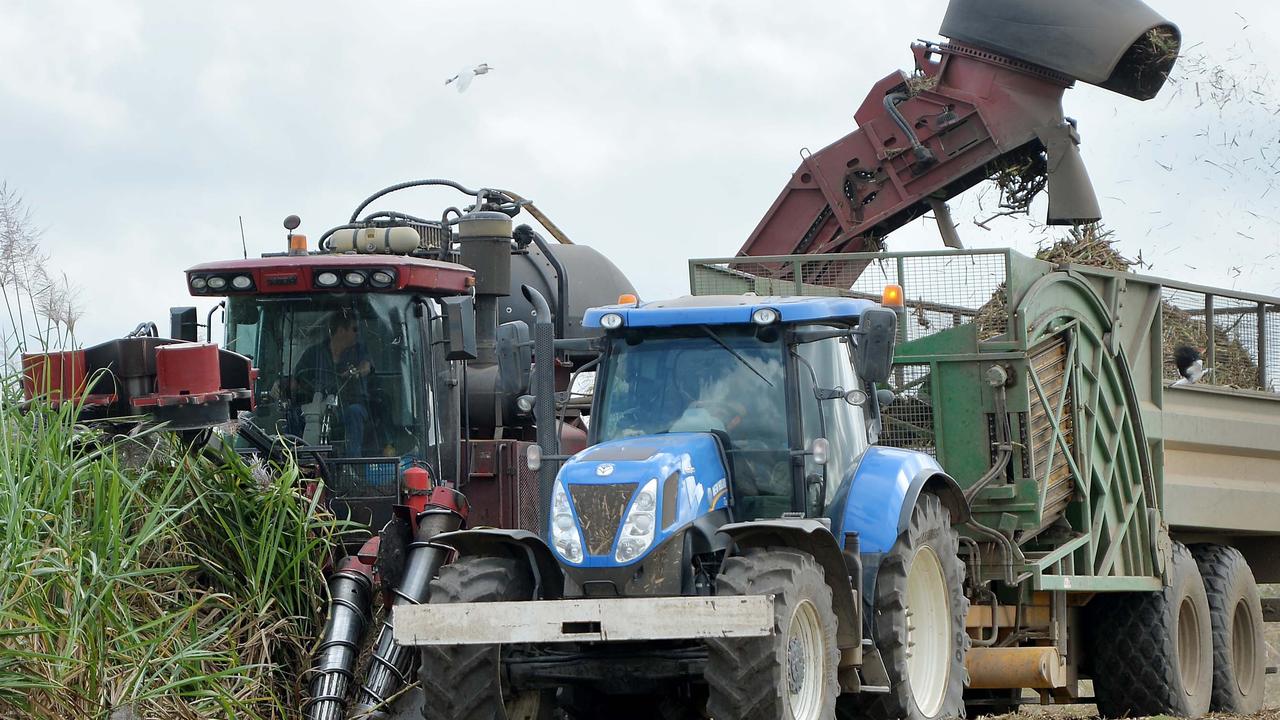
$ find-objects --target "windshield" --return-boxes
[595,327,791,505]
[225,293,437,461]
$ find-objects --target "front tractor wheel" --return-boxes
[417,556,549,720]
[842,492,968,720]
[705,547,840,720]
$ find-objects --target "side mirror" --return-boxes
[496,321,532,398]
[855,308,898,385]
[440,296,477,361]
[169,306,198,342]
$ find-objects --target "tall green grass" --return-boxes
[0,375,349,719]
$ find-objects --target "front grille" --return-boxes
[569,483,637,556]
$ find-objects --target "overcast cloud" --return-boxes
[1,0,1277,343]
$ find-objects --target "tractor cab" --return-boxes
[546,293,901,586]
[186,250,473,529]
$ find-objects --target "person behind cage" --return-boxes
[290,310,374,456]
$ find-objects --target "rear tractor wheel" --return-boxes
[1191,543,1265,714]
[417,556,550,720]
[1089,541,1213,718]
[705,547,840,720]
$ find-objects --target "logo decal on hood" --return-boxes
[596,463,615,477]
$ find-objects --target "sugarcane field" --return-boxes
[4,1,1280,719]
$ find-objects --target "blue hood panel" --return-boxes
[557,433,729,568]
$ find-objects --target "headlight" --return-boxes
[315,271,339,288]
[231,275,253,290]
[600,312,624,330]
[370,270,395,288]
[615,478,658,563]
[751,307,779,325]
[190,276,207,291]
[343,271,367,287]
[206,276,228,290]
[550,481,585,564]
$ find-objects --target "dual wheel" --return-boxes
[1090,541,1266,718]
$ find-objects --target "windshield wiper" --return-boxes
[697,325,774,388]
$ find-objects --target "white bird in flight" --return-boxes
[446,63,493,93]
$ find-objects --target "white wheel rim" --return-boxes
[786,599,825,719]
[905,544,951,717]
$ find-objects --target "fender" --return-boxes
[432,528,564,599]
[898,470,969,534]
[831,446,969,555]
[718,519,860,655]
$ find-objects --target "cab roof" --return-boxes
[583,295,879,328]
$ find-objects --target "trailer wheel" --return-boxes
[1190,543,1265,714]
[843,492,968,720]
[417,556,549,720]
[705,547,839,720]
[1089,541,1212,718]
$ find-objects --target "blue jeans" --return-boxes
[341,402,370,456]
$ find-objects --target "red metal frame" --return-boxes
[740,42,1077,257]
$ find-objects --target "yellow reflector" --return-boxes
[618,293,639,305]
[882,284,904,308]
[288,233,308,255]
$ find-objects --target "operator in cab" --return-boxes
[290,310,374,456]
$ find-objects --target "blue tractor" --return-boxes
[398,294,971,720]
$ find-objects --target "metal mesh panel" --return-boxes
[690,251,1011,343]
[328,459,400,499]
[1268,309,1280,392]
[881,364,936,456]
[1161,286,1271,390]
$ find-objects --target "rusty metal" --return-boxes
[965,646,1067,689]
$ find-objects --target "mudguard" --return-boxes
[431,528,564,599]
[828,446,969,555]
[718,518,860,655]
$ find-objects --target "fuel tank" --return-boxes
[500,242,637,342]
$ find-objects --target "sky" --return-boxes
[0,0,1277,344]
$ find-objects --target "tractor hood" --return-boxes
[553,433,729,571]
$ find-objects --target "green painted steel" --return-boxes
[689,249,1280,590]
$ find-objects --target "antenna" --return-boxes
[238,216,248,259]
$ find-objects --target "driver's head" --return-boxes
[328,312,359,350]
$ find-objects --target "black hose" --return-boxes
[883,92,935,167]
[316,223,368,252]
[348,179,513,223]
[358,210,437,225]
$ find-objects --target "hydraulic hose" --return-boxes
[960,365,1019,584]
[348,179,502,223]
